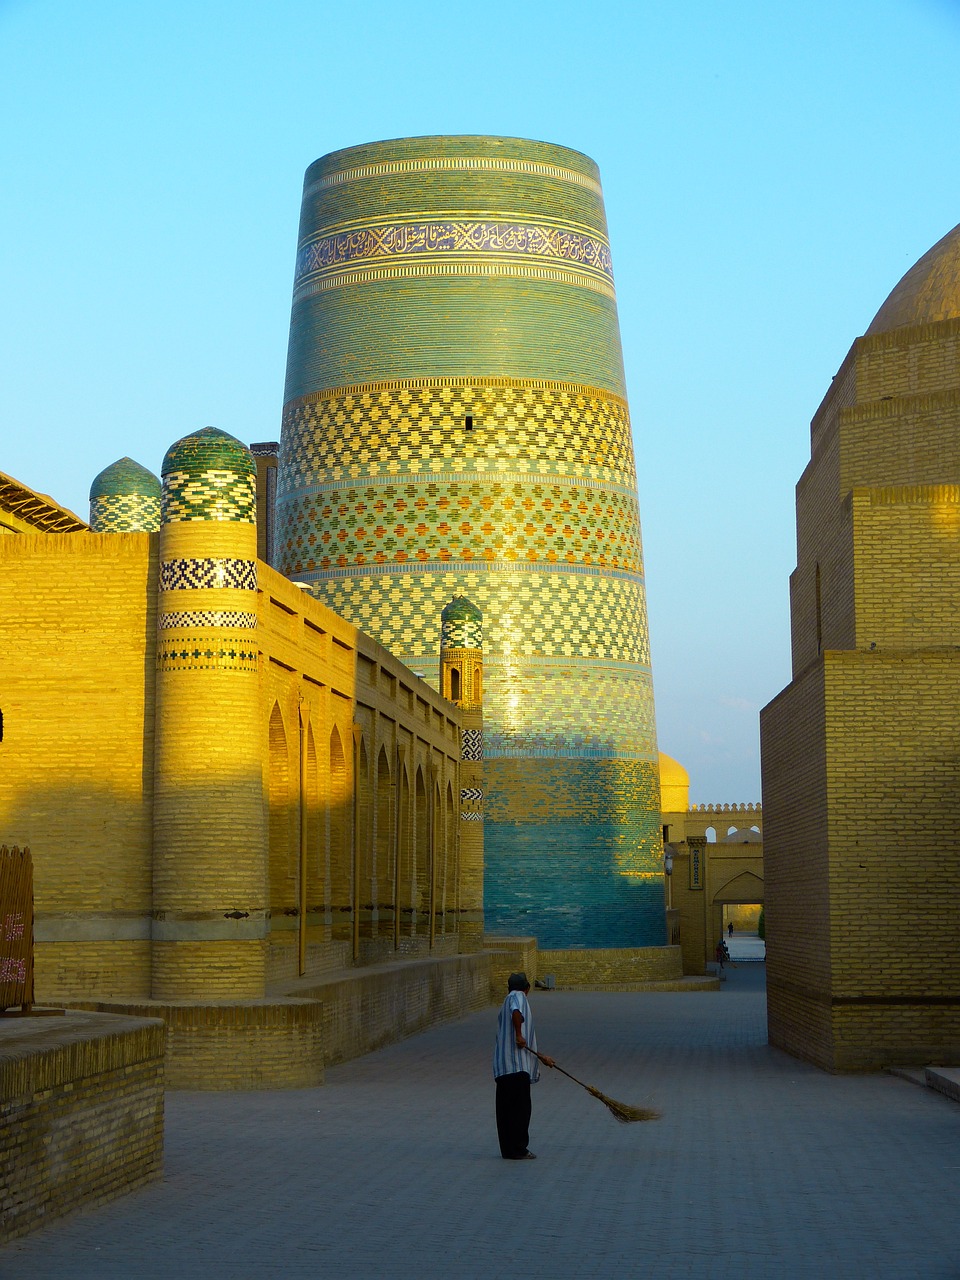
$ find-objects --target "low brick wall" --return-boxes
[484,936,540,996]
[537,946,683,987]
[0,1011,164,1243]
[284,951,492,1065]
[75,999,325,1090]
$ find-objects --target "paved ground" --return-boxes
[3,965,959,1280]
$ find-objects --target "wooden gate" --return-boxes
[0,845,34,1012]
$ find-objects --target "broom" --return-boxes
[532,1051,661,1123]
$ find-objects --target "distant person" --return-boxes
[716,939,726,970]
[728,921,734,938]
[493,972,554,1160]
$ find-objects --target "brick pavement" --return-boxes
[2,965,958,1279]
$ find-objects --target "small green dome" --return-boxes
[161,426,256,480]
[89,457,161,502]
[441,596,482,623]
[440,596,482,651]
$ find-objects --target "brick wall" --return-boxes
[0,533,157,1000]
[0,1011,164,1243]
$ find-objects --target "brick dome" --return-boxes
[865,222,960,335]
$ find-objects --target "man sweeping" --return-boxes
[493,972,554,1160]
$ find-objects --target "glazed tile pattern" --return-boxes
[461,729,483,762]
[278,137,660,947]
[161,468,257,524]
[159,558,257,592]
[157,610,258,630]
[89,493,161,533]
[161,427,257,525]
[156,633,259,674]
[294,220,614,300]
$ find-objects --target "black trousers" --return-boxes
[495,1071,532,1159]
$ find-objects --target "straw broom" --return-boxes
[532,1051,660,1123]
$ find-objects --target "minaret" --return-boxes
[439,596,484,948]
[89,457,161,532]
[152,426,266,999]
[275,136,661,949]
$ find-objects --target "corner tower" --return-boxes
[152,426,266,998]
[275,136,661,948]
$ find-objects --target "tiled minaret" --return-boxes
[275,136,661,948]
[152,426,266,998]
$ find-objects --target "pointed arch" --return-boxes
[328,725,351,938]
[374,744,392,938]
[268,702,295,919]
[443,778,456,936]
[414,764,428,935]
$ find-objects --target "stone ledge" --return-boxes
[67,998,324,1090]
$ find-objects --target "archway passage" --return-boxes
[715,870,765,961]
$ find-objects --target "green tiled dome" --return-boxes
[161,427,257,525]
[90,457,161,501]
[161,427,256,480]
[89,457,161,532]
[441,596,482,623]
[440,596,482,650]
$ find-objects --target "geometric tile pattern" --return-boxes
[460,812,484,821]
[89,492,161,533]
[157,610,258,630]
[161,427,257,524]
[156,632,259,674]
[460,787,484,802]
[461,729,484,761]
[158,558,257,592]
[440,597,482,651]
[278,380,638,494]
[161,467,257,524]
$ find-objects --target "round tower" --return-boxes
[152,426,266,998]
[89,457,161,532]
[440,596,484,946]
[276,136,661,948]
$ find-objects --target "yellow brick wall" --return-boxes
[0,1012,164,1242]
[852,486,960,648]
[255,564,465,979]
[760,660,832,1064]
[0,533,157,999]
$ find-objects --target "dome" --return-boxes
[722,827,762,843]
[89,457,161,533]
[161,426,257,525]
[658,752,689,813]
[161,426,255,479]
[440,596,482,651]
[865,222,960,336]
[441,596,482,623]
[90,457,161,501]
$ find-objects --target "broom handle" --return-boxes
[530,1049,592,1093]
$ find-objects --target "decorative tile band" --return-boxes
[156,635,259,674]
[89,493,161,533]
[161,468,257,524]
[461,729,483,761]
[293,258,616,303]
[159,558,258,592]
[460,787,483,803]
[460,812,484,822]
[296,220,612,283]
[304,155,602,198]
[158,610,258,630]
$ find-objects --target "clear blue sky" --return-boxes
[2,0,959,803]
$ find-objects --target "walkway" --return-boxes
[2,966,958,1279]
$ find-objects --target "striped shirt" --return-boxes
[493,990,540,1081]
